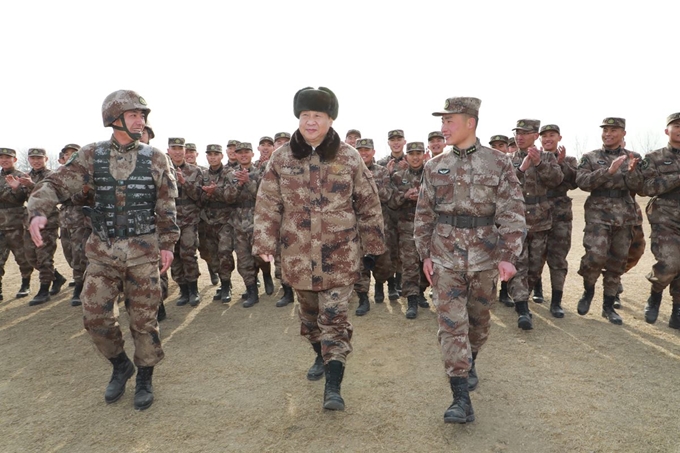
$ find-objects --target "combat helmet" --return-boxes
[101,90,150,140]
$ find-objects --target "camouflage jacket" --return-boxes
[388,166,423,222]
[367,162,393,206]
[547,154,579,222]
[0,167,29,231]
[174,162,203,228]
[414,140,526,271]
[27,136,179,252]
[576,147,643,226]
[253,128,386,291]
[639,145,680,226]
[27,168,59,229]
[376,153,407,174]
[199,164,235,225]
[511,150,563,232]
[59,188,94,230]
[253,159,269,172]
[228,165,262,233]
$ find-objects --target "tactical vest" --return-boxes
[93,145,156,238]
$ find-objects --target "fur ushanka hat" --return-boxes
[293,87,339,120]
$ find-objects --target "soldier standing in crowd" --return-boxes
[253,136,275,173]
[28,90,179,410]
[639,112,680,328]
[354,138,393,315]
[200,144,236,303]
[12,148,68,306]
[389,141,429,319]
[0,147,33,300]
[508,137,517,153]
[167,137,203,307]
[184,143,201,166]
[575,117,642,325]
[428,131,447,158]
[345,129,361,148]
[253,87,385,411]
[226,140,240,168]
[415,97,525,424]
[489,135,510,154]
[273,132,291,150]
[508,120,563,330]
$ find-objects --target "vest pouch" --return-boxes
[132,210,156,235]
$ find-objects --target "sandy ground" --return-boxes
[1,190,680,453]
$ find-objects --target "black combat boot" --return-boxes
[387,277,399,301]
[276,284,294,307]
[613,282,624,309]
[105,352,135,404]
[515,301,533,330]
[175,284,190,306]
[188,281,201,307]
[0,281,3,301]
[28,283,51,306]
[157,301,167,322]
[220,280,232,304]
[532,278,544,303]
[262,265,274,296]
[499,280,514,307]
[134,366,155,411]
[644,290,662,324]
[49,270,67,295]
[444,376,475,423]
[405,295,418,319]
[550,290,565,318]
[323,360,345,411]
[395,272,403,296]
[669,304,680,329]
[16,277,30,298]
[355,292,370,316]
[71,283,83,307]
[307,342,324,381]
[68,280,76,287]
[602,295,623,325]
[374,281,385,303]
[468,351,479,391]
[242,284,259,308]
[209,268,219,286]
[577,283,595,315]
[213,286,222,301]
[418,289,430,308]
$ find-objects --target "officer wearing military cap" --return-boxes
[637,113,680,328]
[575,117,642,325]
[489,135,510,154]
[226,140,240,168]
[345,129,361,148]
[0,147,34,301]
[508,137,517,153]
[253,86,385,411]
[507,119,563,330]
[414,96,525,424]
[428,131,446,158]
[254,136,275,173]
[27,90,180,411]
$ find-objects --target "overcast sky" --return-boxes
[2,0,676,166]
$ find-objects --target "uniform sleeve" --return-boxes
[182,166,203,202]
[376,166,393,205]
[639,154,680,196]
[495,158,527,264]
[414,165,437,260]
[624,152,643,193]
[153,153,180,251]
[252,161,283,257]
[353,164,386,256]
[0,176,28,204]
[576,155,611,191]
[387,171,406,210]
[536,152,564,188]
[560,157,578,190]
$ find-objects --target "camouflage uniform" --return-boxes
[253,127,385,364]
[170,158,203,286]
[59,189,93,286]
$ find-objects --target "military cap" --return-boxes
[539,124,561,135]
[600,117,626,129]
[185,143,197,151]
[205,144,223,153]
[666,113,680,126]
[294,86,339,120]
[227,140,240,147]
[168,137,186,147]
[274,132,291,141]
[489,135,509,145]
[144,123,155,140]
[428,131,445,140]
[27,148,47,157]
[432,97,481,117]
[508,137,516,146]
[513,119,541,133]
[388,129,404,139]
[0,147,17,157]
[61,143,81,153]
[259,136,274,145]
[406,142,425,153]
[355,138,374,149]
[236,142,253,151]
[346,129,362,138]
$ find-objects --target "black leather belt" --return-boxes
[0,203,22,209]
[547,190,567,198]
[237,201,256,208]
[658,191,680,200]
[524,195,548,204]
[438,214,495,228]
[590,189,629,198]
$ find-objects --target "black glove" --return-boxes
[363,254,377,271]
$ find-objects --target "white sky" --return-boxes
[2,0,677,166]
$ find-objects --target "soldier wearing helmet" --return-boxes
[27,90,180,411]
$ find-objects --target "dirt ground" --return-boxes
[1,190,679,453]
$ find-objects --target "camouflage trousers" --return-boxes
[384,208,402,275]
[197,218,216,274]
[354,251,392,293]
[545,219,572,291]
[61,224,91,284]
[24,228,58,284]
[578,223,634,296]
[0,228,33,280]
[509,229,549,302]
[171,224,200,284]
[625,224,646,273]
[646,223,680,300]
[203,221,235,281]
[398,219,425,297]
[296,284,354,365]
[431,264,497,378]
[82,239,164,367]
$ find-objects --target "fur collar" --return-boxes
[289,127,341,161]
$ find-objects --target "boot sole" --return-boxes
[444,414,475,423]
[518,318,533,330]
[134,396,154,411]
[601,312,623,325]
[550,310,565,319]
[355,310,369,316]
[323,399,345,411]
[307,372,324,381]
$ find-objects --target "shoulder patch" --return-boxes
[597,160,607,165]
[640,157,650,170]
[65,151,78,166]
[513,162,521,167]
[663,160,673,165]
[437,168,450,174]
